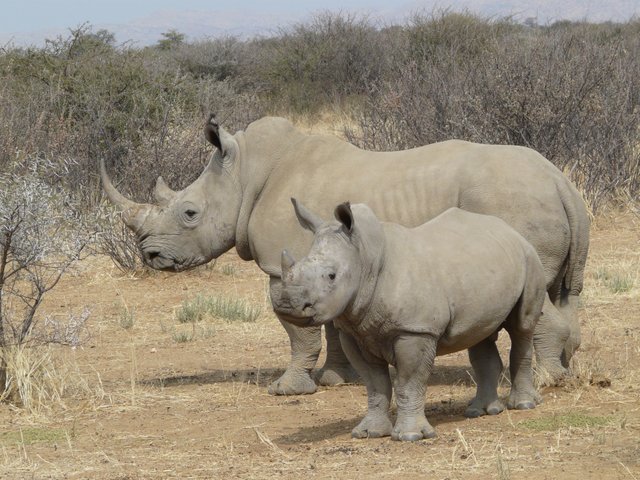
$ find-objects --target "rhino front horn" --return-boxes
[281,250,296,277]
[99,158,153,233]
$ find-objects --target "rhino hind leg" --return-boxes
[534,295,571,385]
[505,319,541,410]
[315,322,360,386]
[267,315,320,395]
[339,331,393,439]
[465,336,505,418]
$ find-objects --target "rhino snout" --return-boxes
[144,250,161,262]
[273,285,316,317]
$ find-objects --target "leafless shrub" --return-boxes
[93,204,145,274]
[40,308,92,347]
[0,157,93,403]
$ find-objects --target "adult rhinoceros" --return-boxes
[100,115,589,395]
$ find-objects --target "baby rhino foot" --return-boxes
[316,363,360,386]
[507,390,541,411]
[464,398,505,418]
[391,415,436,442]
[267,369,317,396]
[352,413,393,439]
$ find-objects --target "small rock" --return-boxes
[590,374,612,388]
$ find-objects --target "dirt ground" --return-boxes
[0,212,638,479]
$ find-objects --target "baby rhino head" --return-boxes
[273,199,382,327]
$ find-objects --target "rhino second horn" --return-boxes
[281,250,296,276]
[154,176,177,206]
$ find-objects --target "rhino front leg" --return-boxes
[506,329,540,410]
[316,322,360,386]
[339,331,392,438]
[557,294,581,367]
[465,335,505,418]
[392,334,438,441]
[267,277,319,395]
[268,316,320,395]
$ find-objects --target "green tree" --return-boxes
[157,30,186,50]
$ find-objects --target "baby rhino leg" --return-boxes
[339,331,393,438]
[392,334,438,441]
[465,335,505,418]
[506,278,543,410]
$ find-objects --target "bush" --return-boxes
[249,11,387,112]
[0,25,264,209]
[345,15,640,211]
[0,158,93,405]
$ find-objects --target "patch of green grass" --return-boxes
[118,306,136,329]
[175,294,261,324]
[519,412,613,431]
[172,330,195,343]
[595,267,634,294]
[221,264,236,276]
[0,427,66,445]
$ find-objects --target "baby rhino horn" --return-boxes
[281,250,296,277]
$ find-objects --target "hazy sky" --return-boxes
[2,0,638,47]
[1,0,389,32]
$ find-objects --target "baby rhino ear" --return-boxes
[334,202,354,234]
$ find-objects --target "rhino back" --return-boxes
[244,125,569,282]
[367,209,534,355]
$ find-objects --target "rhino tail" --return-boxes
[556,177,590,297]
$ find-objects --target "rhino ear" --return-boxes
[334,202,354,234]
[204,114,223,152]
[291,198,323,233]
[203,114,238,173]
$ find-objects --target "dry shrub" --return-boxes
[248,11,387,112]
[346,14,640,212]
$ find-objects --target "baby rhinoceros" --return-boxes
[272,199,546,441]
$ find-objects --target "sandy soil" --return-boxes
[0,212,638,479]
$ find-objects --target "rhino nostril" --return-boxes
[303,302,313,311]
[147,251,160,261]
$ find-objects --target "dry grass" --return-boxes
[0,212,638,479]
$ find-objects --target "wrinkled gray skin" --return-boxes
[100,115,589,395]
[274,201,546,441]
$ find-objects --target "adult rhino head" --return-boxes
[100,115,243,271]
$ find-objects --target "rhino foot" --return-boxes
[535,362,570,387]
[267,369,317,396]
[316,364,360,386]
[507,390,541,410]
[351,414,393,439]
[464,399,505,418]
[391,415,436,442]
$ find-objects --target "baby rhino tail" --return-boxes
[509,243,547,335]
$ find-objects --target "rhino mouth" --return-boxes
[271,304,317,327]
[143,251,205,272]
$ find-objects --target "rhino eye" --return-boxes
[328,273,336,280]
[185,209,197,219]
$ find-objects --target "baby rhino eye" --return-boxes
[328,273,336,280]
